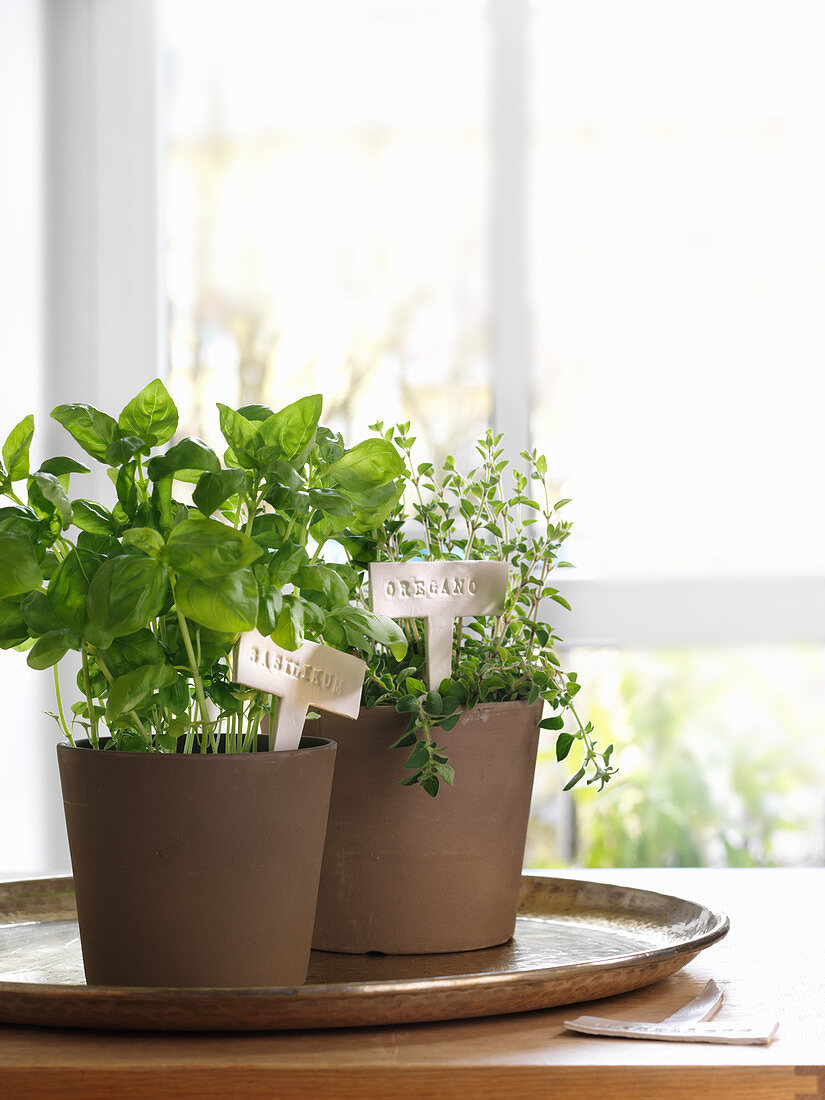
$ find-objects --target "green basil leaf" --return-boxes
[236,403,274,422]
[0,505,40,541]
[51,403,119,463]
[106,663,179,723]
[158,674,190,715]
[344,480,404,534]
[216,404,262,470]
[272,593,304,650]
[164,517,262,579]
[0,532,43,598]
[320,613,347,651]
[293,563,350,608]
[300,596,326,635]
[258,394,322,465]
[263,540,309,584]
[28,473,71,528]
[174,569,258,633]
[122,526,165,558]
[307,488,354,517]
[264,483,306,514]
[105,436,146,465]
[249,514,290,551]
[21,589,64,636]
[115,462,138,519]
[307,511,351,545]
[155,730,179,753]
[146,437,220,482]
[118,379,179,447]
[192,468,248,517]
[325,438,405,491]
[333,606,407,660]
[71,499,117,535]
[0,598,28,649]
[258,457,302,489]
[105,628,168,677]
[314,426,345,465]
[151,474,174,535]
[76,532,120,557]
[37,456,90,478]
[27,628,80,669]
[87,556,169,637]
[120,523,163,558]
[2,414,34,482]
[256,586,283,636]
[47,546,102,634]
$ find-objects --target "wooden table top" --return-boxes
[0,867,822,1100]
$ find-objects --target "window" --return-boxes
[530,0,825,578]
[165,0,491,464]
[162,0,825,868]
[5,1,822,872]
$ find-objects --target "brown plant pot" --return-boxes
[312,700,541,954]
[57,735,336,988]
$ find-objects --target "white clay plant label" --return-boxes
[370,560,510,690]
[232,633,367,751]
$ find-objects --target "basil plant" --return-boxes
[0,383,407,753]
[357,423,617,797]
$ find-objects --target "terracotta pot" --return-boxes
[57,735,336,987]
[312,701,541,954]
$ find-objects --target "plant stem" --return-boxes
[308,537,327,565]
[52,664,74,746]
[244,481,260,536]
[184,702,197,754]
[453,617,463,666]
[283,512,298,543]
[171,595,213,752]
[81,647,99,748]
[135,454,148,501]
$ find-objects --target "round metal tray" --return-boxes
[0,874,728,1031]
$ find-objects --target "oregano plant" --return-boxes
[345,423,617,796]
[0,382,407,753]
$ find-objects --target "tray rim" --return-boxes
[0,873,730,1028]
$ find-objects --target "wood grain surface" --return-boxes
[0,868,822,1100]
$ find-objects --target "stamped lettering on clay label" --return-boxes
[370,560,510,690]
[232,633,366,751]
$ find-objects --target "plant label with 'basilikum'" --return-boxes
[232,633,367,750]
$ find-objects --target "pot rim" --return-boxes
[56,734,336,758]
[348,699,542,717]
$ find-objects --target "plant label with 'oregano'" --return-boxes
[232,633,367,751]
[370,561,510,690]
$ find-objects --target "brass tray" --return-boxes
[0,875,728,1031]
